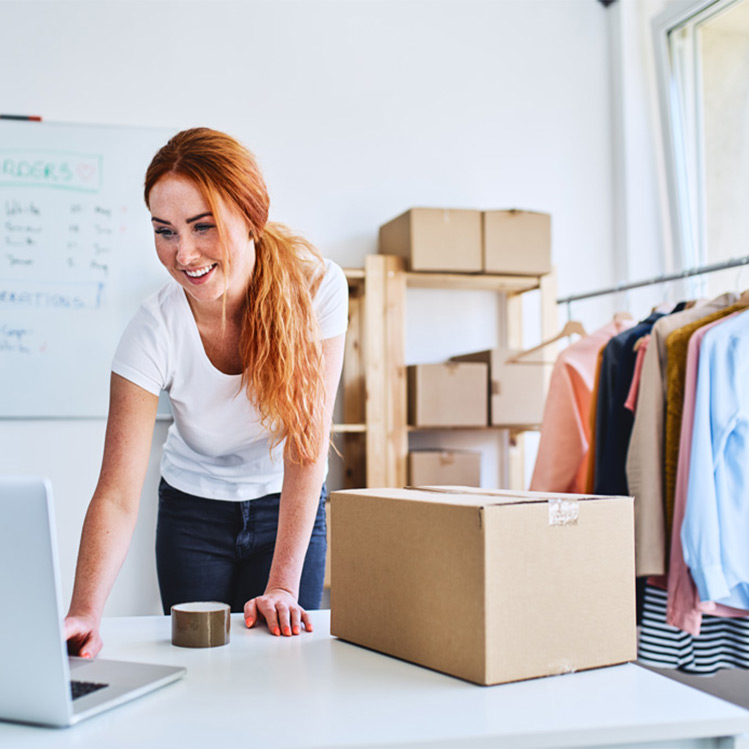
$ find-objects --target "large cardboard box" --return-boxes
[408,450,481,487]
[330,486,636,686]
[407,362,488,427]
[379,208,482,272]
[483,210,551,275]
[452,349,549,426]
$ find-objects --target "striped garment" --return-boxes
[638,585,749,675]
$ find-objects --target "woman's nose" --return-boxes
[175,235,200,266]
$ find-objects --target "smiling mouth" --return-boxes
[184,264,217,278]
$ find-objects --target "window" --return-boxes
[653,0,749,296]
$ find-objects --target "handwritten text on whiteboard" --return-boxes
[0,150,102,192]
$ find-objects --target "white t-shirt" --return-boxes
[112,259,348,501]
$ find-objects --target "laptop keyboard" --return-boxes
[70,680,109,700]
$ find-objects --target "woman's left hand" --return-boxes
[243,587,313,636]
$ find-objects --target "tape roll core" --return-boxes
[171,601,231,648]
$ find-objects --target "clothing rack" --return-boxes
[556,255,749,305]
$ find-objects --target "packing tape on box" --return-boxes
[548,498,579,527]
[547,658,576,675]
[171,602,231,648]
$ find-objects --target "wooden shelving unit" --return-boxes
[334,255,557,491]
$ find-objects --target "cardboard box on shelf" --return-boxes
[330,486,636,686]
[452,348,549,427]
[408,450,481,487]
[407,362,488,427]
[379,208,482,273]
[483,209,551,275]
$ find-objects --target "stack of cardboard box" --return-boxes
[386,206,553,486]
[406,361,486,487]
[379,207,551,275]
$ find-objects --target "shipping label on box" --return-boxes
[483,209,551,275]
[407,362,488,427]
[379,208,482,273]
[330,486,636,686]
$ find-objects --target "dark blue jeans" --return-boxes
[155,478,327,614]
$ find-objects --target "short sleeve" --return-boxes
[111,302,169,396]
[314,259,349,339]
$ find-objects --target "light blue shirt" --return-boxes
[682,309,749,608]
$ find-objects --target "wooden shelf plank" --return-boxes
[405,272,542,294]
[332,423,367,434]
[407,424,541,432]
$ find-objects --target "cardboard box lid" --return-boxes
[336,486,631,508]
[483,208,551,217]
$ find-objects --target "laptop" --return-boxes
[0,476,185,727]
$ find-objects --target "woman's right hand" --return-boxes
[64,614,102,659]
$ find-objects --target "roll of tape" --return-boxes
[171,601,231,648]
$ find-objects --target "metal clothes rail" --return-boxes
[556,255,749,305]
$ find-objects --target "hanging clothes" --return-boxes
[667,312,749,636]
[593,312,663,497]
[584,346,606,494]
[624,335,650,413]
[682,308,749,609]
[529,318,634,494]
[626,292,738,577]
[638,308,749,674]
[663,303,748,548]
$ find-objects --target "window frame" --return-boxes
[652,0,743,272]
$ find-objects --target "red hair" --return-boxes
[144,128,326,465]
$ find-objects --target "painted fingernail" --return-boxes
[273,627,280,636]
[283,627,291,636]
[81,652,90,659]
[292,626,300,635]
[245,617,254,628]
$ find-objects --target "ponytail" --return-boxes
[239,222,327,465]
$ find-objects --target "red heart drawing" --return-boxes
[77,162,96,182]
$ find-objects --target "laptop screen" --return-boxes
[0,476,73,725]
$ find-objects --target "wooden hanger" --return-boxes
[613,311,633,323]
[739,288,749,305]
[633,333,650,352]
[506,320,587,364]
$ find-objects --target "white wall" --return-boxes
[0,0,619,615]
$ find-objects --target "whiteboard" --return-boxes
[0,120,175,417]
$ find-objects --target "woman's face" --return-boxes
[148,173,255,314]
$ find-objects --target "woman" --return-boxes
[64,128,347,656]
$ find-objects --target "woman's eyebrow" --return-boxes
[186,212,213,224]
[150,212,213,225]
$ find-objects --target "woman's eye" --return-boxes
[194,223,215,234]
[155,227,175,238]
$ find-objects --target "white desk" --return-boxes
[3,611,749,748]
